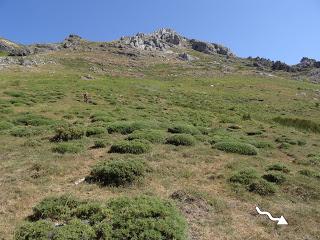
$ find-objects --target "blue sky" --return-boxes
[1,0,319,64]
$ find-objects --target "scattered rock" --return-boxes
[179,52,197,61]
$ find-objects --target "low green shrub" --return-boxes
[14,220,54,240]
[168,124,201,135]
[109,140,151,154]
[299,169,320,178]
[274,116,320,133]
[0,121,14,131]
[52,124,85,141]
[52,142,83,154]
[107,121,147,134]
[14,113,53,126]
[86,127,105,137]
[214,141,258,155]
[248,179,276,196]
[166,134,196,146]
[262,172,286,184]
[93,140,107,149]
[89,159,147,186]
[127,130,166,143]
[250,141,274,149]
[15,195,187,240]
[267,163,290,173]
[10,127,42,137]
[106,195,187,240]
[31,195,80,221]
[230,169,259,185]
[52,219,96,240]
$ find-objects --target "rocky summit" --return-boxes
[0,28,319,83]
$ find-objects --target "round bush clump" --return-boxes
[230,169,259,185]
[15,195,187,240]
[10,127,42,137]
[166,134,196,146]
[52,142,83,154]
[14,113,54,126]
[248,179,276,196]
[31,195,80,221]
[127,130,166,143]
[109,140,151,154]
[52,124,85,142]
[106,195,187,240]
[89,159,147,186]
[14,220,54,240]
[262,172,286,184]
[53,219,96,240]
[214,141,258,155]
[168,124,201,135]
[107,121,147,134]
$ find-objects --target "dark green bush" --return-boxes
[248,179,276,196]
[109,140,151,154]
[214,141,258,155]
[52,142,83,154]
[166,134,196,146]
[168,124,201,135]
[267,163,290,173]
[230,169,259,185]
[127,130,166,143]
[107,121,147,134]
[31,195,80,221]
[52,124,85,141]
[93,140,107,149]
[274,116,320,133]
[52,219,96,240]
[16,195,187,240]
[106,195,187,240]
[262,172,286,184]
[89,159,147,186]
[14,220,54,240]
[86,127,105,137]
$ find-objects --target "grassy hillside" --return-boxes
[0,48,320,239]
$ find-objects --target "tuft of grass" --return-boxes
[168,123,201,135]
[214,141,258,155]
[127,129,166,143]
[52,142,83,154]
[85,126,105,137]
[93,139,107,148]
[107,121,147,134]
[89,159,147,186]
[274,116,320,133]
[0,121,14,131]
[14,113,54,126]
[267,163,290,173]
[166,134,196,146]
[10,127,43,137]
[109,140,151,154]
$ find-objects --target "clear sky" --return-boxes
[1,0,319,64]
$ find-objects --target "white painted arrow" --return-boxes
[256,207,288,225]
